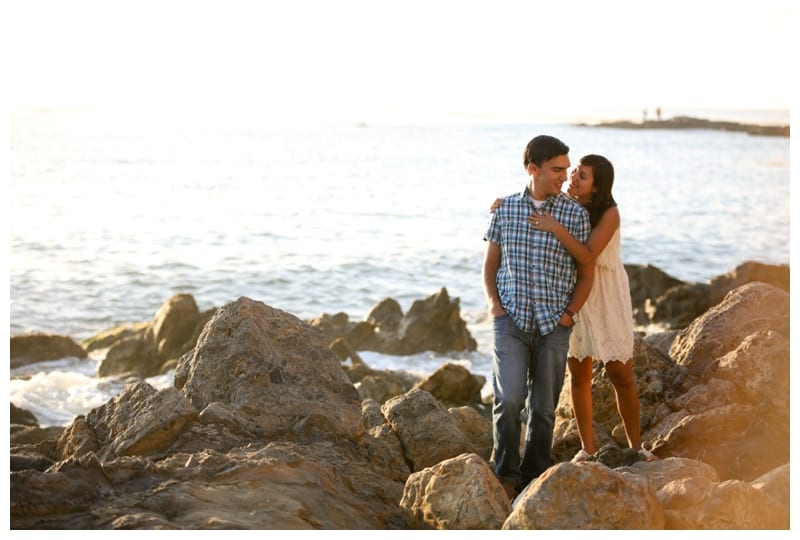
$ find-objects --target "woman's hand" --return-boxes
[528,211,559,232]
[489,198,503,213]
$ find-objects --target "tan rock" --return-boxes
[400,452,511,530]
[381,388,476,472]
[504,462,664,530]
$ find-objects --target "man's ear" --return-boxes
[527,162,538,177]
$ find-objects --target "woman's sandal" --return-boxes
[638,448,659,462]
[571,449,594,463]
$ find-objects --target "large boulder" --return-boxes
[504,461,665,529]
[413,362,485,408]
[400,453,511,529]
[669,282,789,378]
[381,388,476,472]
[174,296,363,440]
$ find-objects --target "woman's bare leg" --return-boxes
[605,359,641,450]
[568,356,596,454]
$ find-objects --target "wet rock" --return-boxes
[10,333,87,368]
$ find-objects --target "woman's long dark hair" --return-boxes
[580,154,617,228]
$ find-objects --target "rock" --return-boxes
[96,294,210,378]
[81,322,150,353]
[625,264,685,326]
[381,388,476,472]
[504,462,664,529]
[11,402,39,426]
[365,297,404,333]
[708,261,789,305]
[10,333,87,368]
[175,297,363,440]
[400,453,511,529]
[447,406,493,461]
[355,370,421,404]
[309,288,477,356]
[413,362,485,407]
[645,282,711,329]
[669,282,789,378]
[392,288,477,354]
[660,478,788,529]
[11,296,408,529]
[617,456,719,492]
[750,463,790,527]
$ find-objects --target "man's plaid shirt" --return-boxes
[484,188,590,335]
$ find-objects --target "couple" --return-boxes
[482,134,654,499]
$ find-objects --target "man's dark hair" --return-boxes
[523,135,569,168]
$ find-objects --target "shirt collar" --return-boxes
[520,187,559,207]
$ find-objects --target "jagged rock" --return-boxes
[750,463,790,526]
[174,297,363,440]
[625,264,685,326]
[381,388,476,472]
[659,478,788,529]
[95,294,210,378]
[447,406,492,461]
[413,362,484,407]
[504,462,664,529]
[708,261,789,305]
[391,288,477,354]
[365,297,403,333]
[616,456,719,492]
[669,282,789,378]
[57,382,198,461]
[309,288,477,356]
[651,328,789,481]
[81,322,150,353]
[10,333,88,368]
[354,370,422,404]
[11,402,39,426]
[400,453,511,529]
[645,282,711,329]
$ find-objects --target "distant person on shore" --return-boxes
[491,154,657,463]
[483,135,593,498]
[656,107,662,121]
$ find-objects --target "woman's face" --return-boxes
[567,164,596,201]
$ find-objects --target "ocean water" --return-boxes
[9,108,791,427]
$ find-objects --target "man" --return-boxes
[483,134,593,497]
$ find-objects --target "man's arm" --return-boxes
[482,241,505,317]
[560,259,593,326]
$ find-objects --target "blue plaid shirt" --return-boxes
[484,188,590,335]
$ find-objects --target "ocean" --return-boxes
[8,108,791,427]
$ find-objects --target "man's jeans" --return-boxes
[491,314,571,488]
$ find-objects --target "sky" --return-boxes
[5,0,794,125]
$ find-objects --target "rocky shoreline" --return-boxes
[9,260,790,529]
[578,116,790,137]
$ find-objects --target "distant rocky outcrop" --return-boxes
[581,116,789,137]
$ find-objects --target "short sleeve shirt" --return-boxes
[484,188,591,335]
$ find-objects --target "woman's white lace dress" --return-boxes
[568,225,634,364]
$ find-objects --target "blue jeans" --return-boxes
[491,314,571,488]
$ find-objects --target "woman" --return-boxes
[491,154,656,462]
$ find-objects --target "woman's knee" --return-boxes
[606,360,635,389]
[568,357,593,387]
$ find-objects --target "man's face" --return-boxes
[531,155,570,196]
